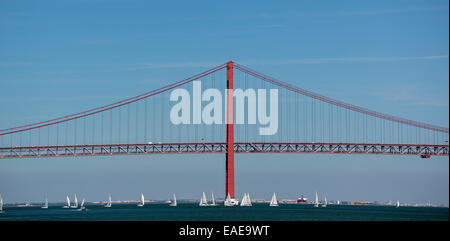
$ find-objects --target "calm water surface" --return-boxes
[0,203,448,221]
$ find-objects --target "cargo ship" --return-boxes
[297,195,308,204]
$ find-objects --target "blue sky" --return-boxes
[0,0,448,204]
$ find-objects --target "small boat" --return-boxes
[240,193,252,206]
[104,195,112,208]
[269,193,279,207]
[210,192,217,206]
[314,192,319,208]
[70,194,78,209]
[199,192,208,206]
[16,202,31,207]
[169,193,177,207]
[62,195,71,208]
[78,199,86,211]
[396,201,400,208]
[322,195,327,207]
[137,193,145,207]
[42,197,49,209]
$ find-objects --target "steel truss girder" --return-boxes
[0,142,448,159]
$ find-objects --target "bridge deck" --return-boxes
[0,142,448,159]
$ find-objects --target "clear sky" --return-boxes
[0,0,448,204]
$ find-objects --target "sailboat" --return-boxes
[63,195,71,208]
[42,197,49,209]
[137,193,145,207]
[314,192,319,207]
[247,193,252,206]
[78,198,86,211]
[169,193,177,207]
[104,195,112,208]
[396,201,400,208]
[240,193,252,206]
[321,196,327,207]
[0,194,3,212]
[240,193,247,206]
[199,192,209,206]
[224,193,239,206]
[210,192,217,206]
[70,194,78,208]
[269,193,279,207]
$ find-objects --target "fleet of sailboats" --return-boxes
[1,192,429,212]
[269,193,279,207]
[137,193,145,207]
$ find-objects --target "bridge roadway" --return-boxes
[0,142,448,159]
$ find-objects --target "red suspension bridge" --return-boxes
[1,61,448,199]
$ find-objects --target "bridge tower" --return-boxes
[226,61,235,200]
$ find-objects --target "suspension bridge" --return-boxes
[1,61,448,200]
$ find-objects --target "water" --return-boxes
[0,203,447,221]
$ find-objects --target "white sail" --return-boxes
[211,192,216,206]
[240,193,247,206]
[270,193,279,206]
[396,201,400,208]
[42,197,48,209]
[224,193,231,206]
[78,198,86,211]
[314,192,319,207]
[322,195,327,207]
[71,194,78,208]
[199,192,208,206]
[0,194,3,212]
[63,195,71,208]
[240,193,252,206]
[138,193,145,206]
[105,195,112,207]
[170,193,177,206]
